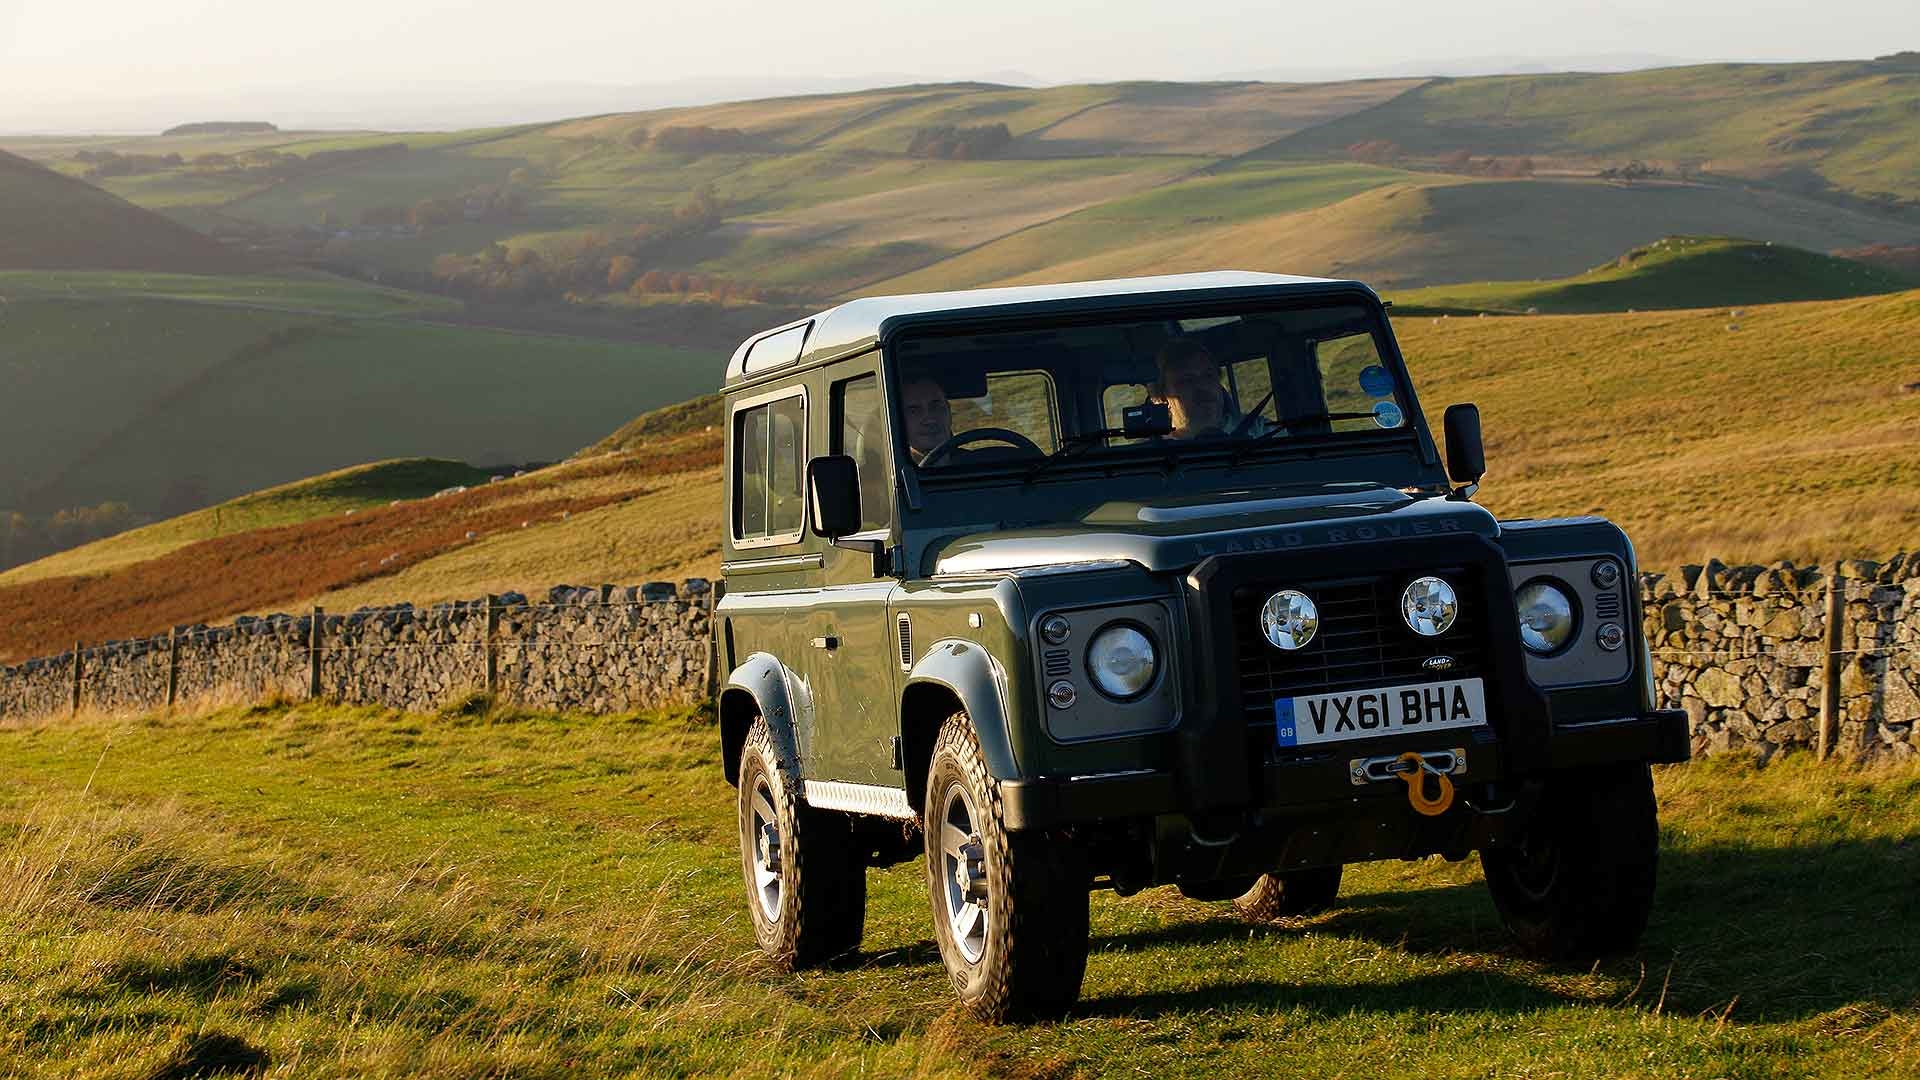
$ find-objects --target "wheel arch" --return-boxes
[721,652,799,787]
[901,638,1019,812]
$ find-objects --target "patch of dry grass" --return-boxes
[1,703,1916,1077]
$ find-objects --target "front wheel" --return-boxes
[925,712,1089,1022]
[737,719,866,969]
[1482,763,1659,960]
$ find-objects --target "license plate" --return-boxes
[1274,678,1487,748]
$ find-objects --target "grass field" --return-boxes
[882,177,1920,295]
[1400,289,1920,567]
[0,149,243,272]
[1266,59,1920,205]
[1,701,1915,1078]
[1396,235,1919,314]
[0,269,721,514]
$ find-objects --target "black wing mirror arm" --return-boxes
[831,535,889,576]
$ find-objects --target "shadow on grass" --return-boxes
[1079,835,1920,1022]
[1079,966,1576,1020]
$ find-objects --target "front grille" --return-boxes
[1232,570,1489,728]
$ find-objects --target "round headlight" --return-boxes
[1516,580,1576,654]
[1086,624,1157,700]
[1401,576,1458,636]
[1260,589,1318,650]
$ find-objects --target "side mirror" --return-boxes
[807,454,862,539]
[1442,403,1485,486]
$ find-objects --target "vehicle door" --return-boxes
[796,363,903,788]
[722,383,828,772]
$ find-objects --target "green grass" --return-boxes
[0,269,459,316]
[1267,60,1920,205]
[0,271,720,514]
[1,701,1914,1077]
[0,149,241,272]
[1396,235,1920,313]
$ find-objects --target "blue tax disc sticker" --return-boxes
[1358,365,1393,397]
[1372,400,1404,429]
[1274,697,1298,747]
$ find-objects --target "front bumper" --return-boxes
[1000,708,1689,831]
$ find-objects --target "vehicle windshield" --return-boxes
[892,302,1412,473]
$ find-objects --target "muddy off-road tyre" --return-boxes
[924,712,1089,1022]
[1234,866,1344,920]
[1482,763,1659,961]
[738,719,866,968]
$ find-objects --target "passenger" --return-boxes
[1152,340,1239,439]
[902,376,954,463]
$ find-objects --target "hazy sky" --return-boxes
[2,0,1916,130]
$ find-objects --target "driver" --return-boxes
[902,376,953,464]
[1152,340,1232,439]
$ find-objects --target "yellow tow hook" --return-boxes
[1396,752,1455,816]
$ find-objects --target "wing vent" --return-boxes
[897,614,914,671]
[1043,648,1072,678]
[1595,592,1623,620]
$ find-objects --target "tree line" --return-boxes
[426,185,801,306]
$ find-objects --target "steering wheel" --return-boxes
[918,427,1044,468]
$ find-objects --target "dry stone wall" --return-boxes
[4,559,1917,765]
[0,580,714,722]
[1643,556,1920,763]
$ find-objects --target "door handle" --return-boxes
[809,635,840,651]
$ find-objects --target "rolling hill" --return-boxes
[5,60,1917,316]
[0,149,243,271]
[1394,235,1919,313]
[1265,57,1920,206]
[4,285,1916,663]
[0,269,723,519]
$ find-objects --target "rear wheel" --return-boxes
[737,719,866,968]
[1482,763,1659,960]
[1234,866,1344,920]
[925,711,1089,1022]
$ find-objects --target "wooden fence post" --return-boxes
[485,595,502,698]
[1817,565,1846,761]
[166,628,180,711]
[309,606,324,701]
[70,640,83,717]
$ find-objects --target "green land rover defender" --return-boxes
[713,272,1689,1021]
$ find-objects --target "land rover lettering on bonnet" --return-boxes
[712,271,1689,1022]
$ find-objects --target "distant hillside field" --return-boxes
[1395,236,1918,313]
[5,288,1916,661]
[0,149,243,271]
[5,60,1916,323]
[0,270,723,516]
[1265,59,1920,205]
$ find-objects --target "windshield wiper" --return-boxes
[1227,412,1378,466]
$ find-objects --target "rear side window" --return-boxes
[733,392,806,543]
